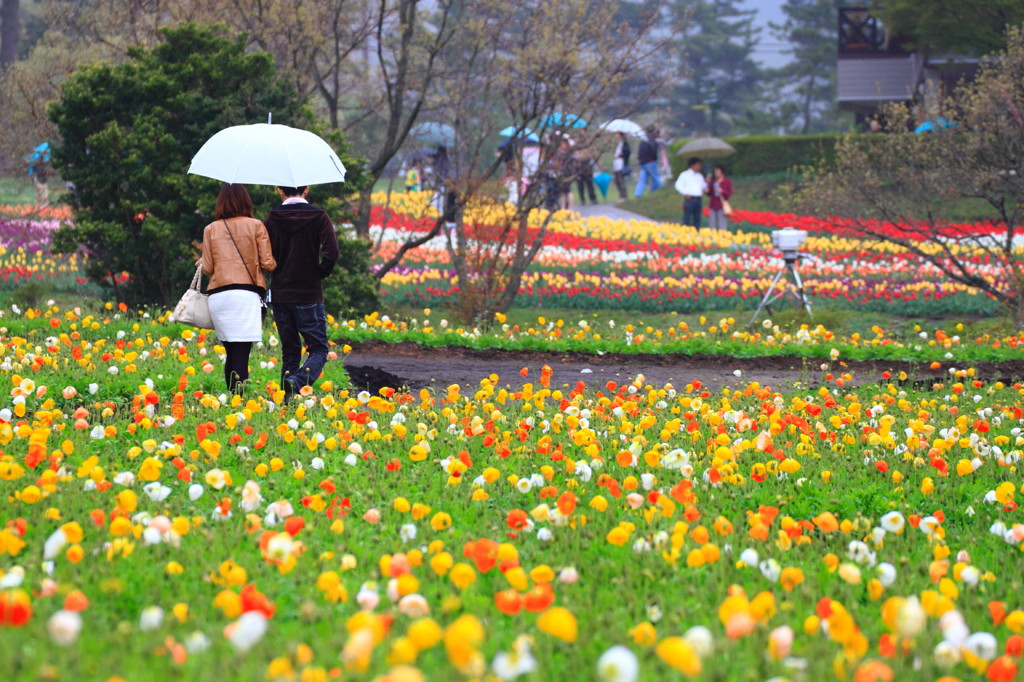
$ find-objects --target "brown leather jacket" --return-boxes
[201,217,276,291]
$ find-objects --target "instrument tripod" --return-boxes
[748,254,813,328]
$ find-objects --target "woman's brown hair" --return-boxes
[215,183,254,220]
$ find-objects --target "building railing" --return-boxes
[838,7,906,56]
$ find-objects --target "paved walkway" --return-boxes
[573,202,655,223]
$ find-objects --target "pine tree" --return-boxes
[667,0,763,137]
[769,0,845,134]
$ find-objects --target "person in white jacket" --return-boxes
[675,157,707,227]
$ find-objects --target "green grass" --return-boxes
[617,175,792,223]
[0,177,65,206]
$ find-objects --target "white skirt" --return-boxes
[208,290,262,342]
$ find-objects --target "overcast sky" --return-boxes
[741,0,793,68]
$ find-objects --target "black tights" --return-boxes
[223,341,253,393]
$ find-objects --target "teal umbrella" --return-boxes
[410,122,455,147]
[540,113,587,129]
[593,172,611,198]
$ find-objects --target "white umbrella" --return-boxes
[188,122,347,187]
[676,137,735,158]
[599,119,645,137]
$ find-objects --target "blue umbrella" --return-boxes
[410,122,455,147]
[540,113,587,129]
[593,172,611,198]
[28,142,51,163]
[498,126,539,142]
[914,117,957,134]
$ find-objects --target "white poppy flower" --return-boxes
[184,631,211,653]
[226,611,267,652]
[143,482,172,502]
[42,529,68,560]
[47,610,82,647]
[963,632,998,661]
[492,635,537,681]
[684,625,714,657]
[239,481,263,513]
[356,584,379,611]
[597,645,639,682]
[875,562,897,587]
[139,606,164,631]
[739,548,759,567]
[894,596,926,638]
[759,559,781,582]
[933,641,961,668]
[960,565,980,587]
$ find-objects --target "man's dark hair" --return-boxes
[278,186,308,197]
[714,164,726,174]
[688,157,701,168]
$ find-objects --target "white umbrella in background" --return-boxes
[188,120,347,187]
[599,119,645,137]
[676,137,735,159]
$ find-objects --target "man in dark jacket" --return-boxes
[264,186,339,399]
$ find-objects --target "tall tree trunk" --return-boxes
[800,75,815,135]
[0,0,19,67]
[355,186,373,239]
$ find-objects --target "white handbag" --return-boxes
[173,264,213,329]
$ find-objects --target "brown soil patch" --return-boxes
[337,339,1024,394]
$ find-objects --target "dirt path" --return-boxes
[339,340,1024,394]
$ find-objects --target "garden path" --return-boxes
[573,202,654,223]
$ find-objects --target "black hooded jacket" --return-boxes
[263,202,339,304]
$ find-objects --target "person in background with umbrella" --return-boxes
[263,185,338,402]
[28,143,51,207]
[674,157,707,228]
[200,184,277,394]
[707,165,733,230]
[612,132,631,199]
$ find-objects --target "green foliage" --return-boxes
[669,134,841,177]
[872,0,1024,56]
[9,280,53,309]
[47,23,367,306]
[322,230,379,320]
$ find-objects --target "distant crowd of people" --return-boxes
[397,123,735,230]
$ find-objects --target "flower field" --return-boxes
[370,193,1011,317]
[1,303,1024,681]
[0,208,93,296]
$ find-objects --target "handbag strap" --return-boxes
[190,263,204,291]
[222,219,258,287]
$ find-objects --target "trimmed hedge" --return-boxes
[668,134,841,178]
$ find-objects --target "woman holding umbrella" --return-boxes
[200,183,276,393]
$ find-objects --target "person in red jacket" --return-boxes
[707,165,733,230]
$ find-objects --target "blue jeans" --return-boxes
[682,197,703,228]
[273,302,329,390]
[633,162,662,196]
